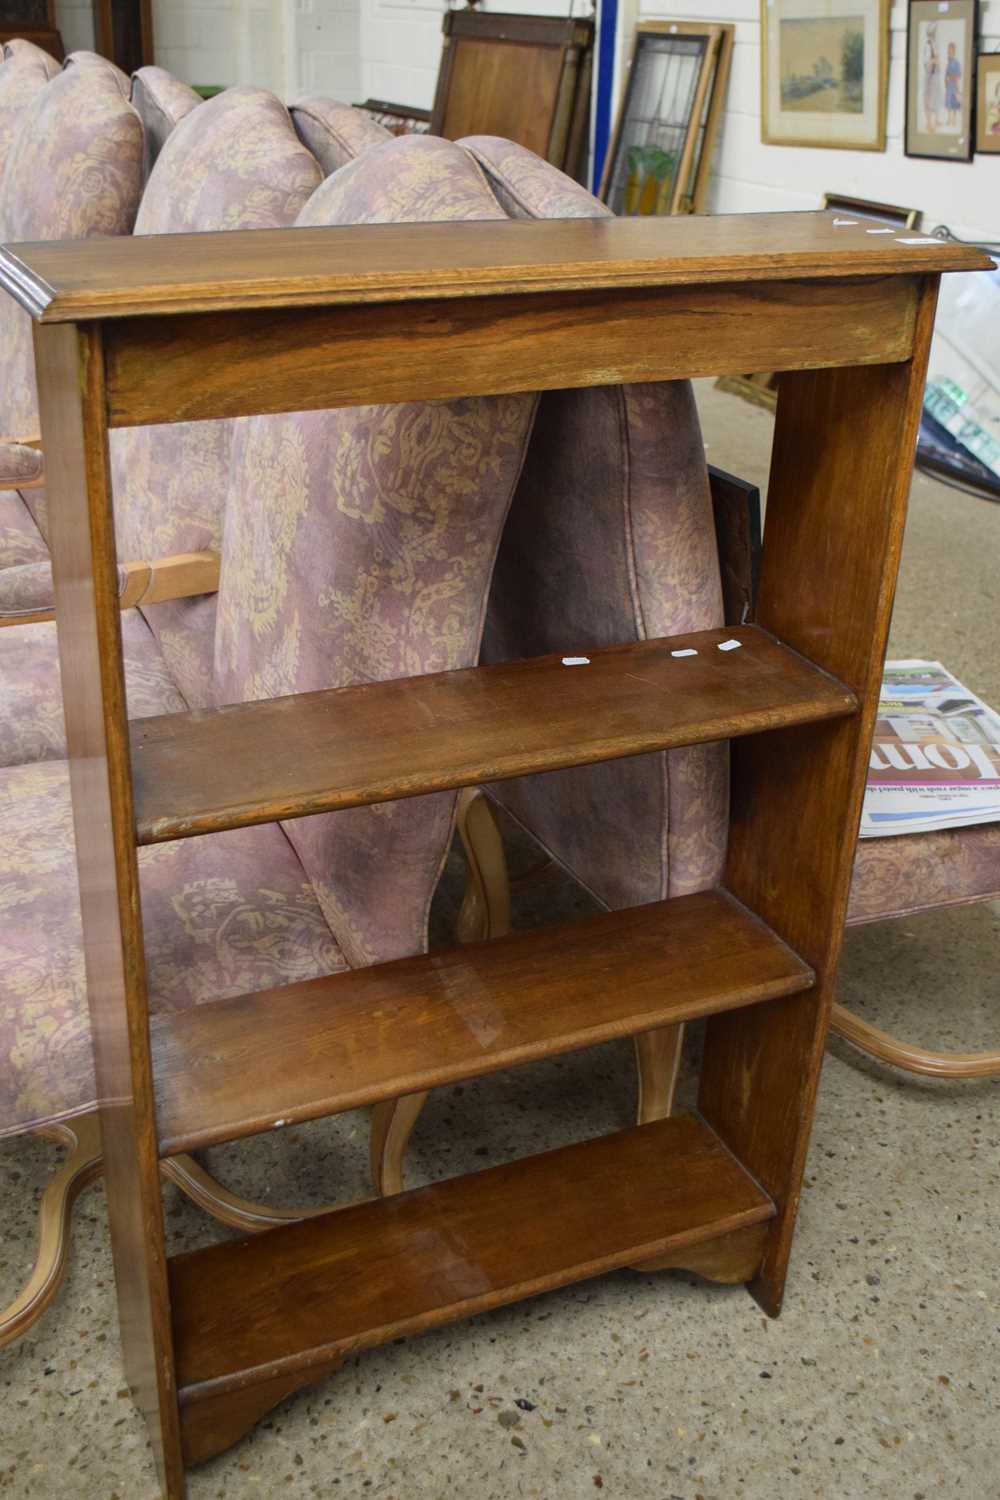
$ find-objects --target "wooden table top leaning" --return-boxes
[0,212,989,1500]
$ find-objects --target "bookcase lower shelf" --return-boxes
[152,887,814,1156]
[168,1112,776,1464]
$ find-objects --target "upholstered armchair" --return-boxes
[0,76,332,1348]
[367,138,728,1185]
[0,42,75,546]
[0,128,540,1347]
[0,82,323,774]
[0,53,143,564]
[216,130,541,1188]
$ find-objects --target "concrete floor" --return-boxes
[2,381,998,1500]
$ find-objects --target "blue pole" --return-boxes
[592,0,618,194]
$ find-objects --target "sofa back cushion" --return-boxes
[214,136,539,966]
[110,86,323,708]
[0,39,59,180]
[468,140,728,909]
[131,65,201,177]
[290,96,392,174]
[0,58,142,447]
[460,134,612,221]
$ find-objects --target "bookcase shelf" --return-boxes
[6,211,988,1497]
[131,625,856,844]
[152,887,813,1157]
[168,1113,775,1418]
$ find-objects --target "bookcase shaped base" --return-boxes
[170,1113,774,1465]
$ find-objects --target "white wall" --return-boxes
[639,0,1000,240]
[54,0,361,99]
[55,0,95,52]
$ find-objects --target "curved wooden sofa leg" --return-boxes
[456,787,512,943]
[159,1154,335,1234]
[0,1112,103,1349]
[370,790,512,1199]
[370,1091,429,1197]
[634,1024,685,1124]
[830,1002,1000,1080]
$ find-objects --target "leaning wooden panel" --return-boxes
[34,323,185,1494]
[700,278,942,1317]
[103,275,920,428]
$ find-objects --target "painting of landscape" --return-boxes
[779,16,864,112]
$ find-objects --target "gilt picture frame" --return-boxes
[975,51,1000,153]
[761,0,890,150]
[905,0,977,162]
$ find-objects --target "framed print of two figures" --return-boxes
[906,0,977,160]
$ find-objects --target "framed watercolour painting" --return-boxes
[905,0,977,161]
[976,52,1000,153]
[761,0,889,149]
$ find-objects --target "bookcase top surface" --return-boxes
[0,212,990,324]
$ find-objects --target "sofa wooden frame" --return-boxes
[0,211,987,1499]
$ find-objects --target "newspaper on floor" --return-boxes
[860,661,1000,838]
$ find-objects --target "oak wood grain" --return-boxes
[101,275,921,428]
[131,626,856,845]
[168,1114,775,1403]
[700,278,943,1317]
[152,888,813,1157]
[35,322,185,1496]
[0,214,988,323]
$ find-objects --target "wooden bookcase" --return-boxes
[0,213,988,1499]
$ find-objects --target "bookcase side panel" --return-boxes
[34,321,185,1497]
[700,275,941,1315]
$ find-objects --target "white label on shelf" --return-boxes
[671,648,699,658]
[718,639,743,652]
[897,237,940,246]
[832,218,858,226]
[561,656,590,666]
[866,228,894,235]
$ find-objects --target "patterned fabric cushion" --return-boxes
[0,758,345,1138]
[0,557,132,617]
[0,57,143,541]
[0,38,59,178]
[460,135,612,221]
[473,146,727,909]
[0,558,55,616]
[290,96,392,175]
[483,383,727,908]
[0,487,47,569]
[131,65,201,177]
[0,442,44,487]
[848,824,1000,925]
[215,135,538,967]
[62,49,131,94]
[0,609,186,766]
[110,86,323,708]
